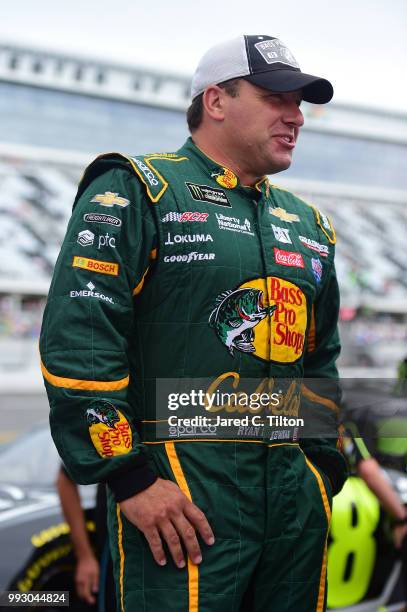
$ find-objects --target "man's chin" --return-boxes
[267,157,293,175]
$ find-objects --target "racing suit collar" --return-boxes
[179,137,269,197]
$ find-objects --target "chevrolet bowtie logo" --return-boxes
[91,192,130,208]
[269,207,300,223]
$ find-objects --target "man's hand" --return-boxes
[393,523,407,549]
[119,478,215,568]
[75,555,99,605]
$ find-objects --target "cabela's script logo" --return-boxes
[205,372,300,417]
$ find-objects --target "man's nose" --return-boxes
[284,102,304,127]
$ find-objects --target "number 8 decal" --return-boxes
[327,477,380,608]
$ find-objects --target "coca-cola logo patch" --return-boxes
[274,248,304,268]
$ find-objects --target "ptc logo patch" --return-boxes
[86,401,132,458]
[77,230,94,246]
[209,277,307,363]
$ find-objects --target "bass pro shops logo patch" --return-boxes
[209,287,276,356]
[86,401,132,458]
[209,277,307,363]
[211,168,238,189]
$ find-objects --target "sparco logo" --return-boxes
[164,233,213,245]
[161,211,209,223]
[274,248,304,268]
[132,158,159,186]
[83,213,122,227]
[185,182,231,207]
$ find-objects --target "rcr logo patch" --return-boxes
[162,211,209,223]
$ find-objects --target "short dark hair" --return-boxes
[186,78,241,132]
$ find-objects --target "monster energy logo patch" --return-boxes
[185,182,231,207]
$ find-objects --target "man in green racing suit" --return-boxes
[40,34,347,611]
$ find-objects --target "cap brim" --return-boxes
[244,70,333,104]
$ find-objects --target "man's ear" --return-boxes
[202,85,226,122]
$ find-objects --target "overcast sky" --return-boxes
[1,0,406,113]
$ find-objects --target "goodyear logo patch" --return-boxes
[86,401,132,458]
[72,256,119,276]
[186,182,231,207]
[209,276,307,363]
[91,192,129,208]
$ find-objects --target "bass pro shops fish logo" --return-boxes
[209,288,276,356]
[86,401,132,458]
[209,278,308,363]
[211,168,238,189]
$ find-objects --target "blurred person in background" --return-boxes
[40,34,347,611]
[395,356,407,396]
[341,425,407,548]
[56,467,99,607]
[57,467,116,611]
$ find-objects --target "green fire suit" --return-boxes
[40,137,347,611]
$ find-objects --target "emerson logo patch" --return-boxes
[185,182,231,207]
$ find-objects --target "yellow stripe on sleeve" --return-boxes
[41,360,129,391]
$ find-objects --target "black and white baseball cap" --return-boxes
[191,35,333,104]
